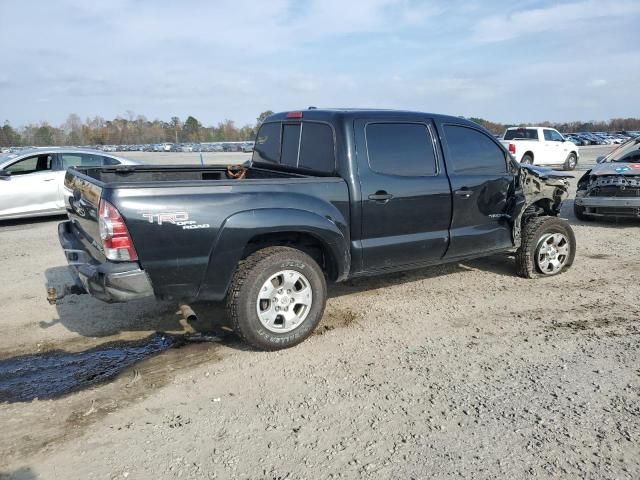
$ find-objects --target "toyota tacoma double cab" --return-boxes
[56,109,576,350]
[501,126,579,170]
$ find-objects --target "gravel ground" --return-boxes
[1,146,639,479]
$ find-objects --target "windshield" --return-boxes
[0,153,21,167]
[602,138,640,163]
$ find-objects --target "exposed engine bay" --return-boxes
[511,164,571,247]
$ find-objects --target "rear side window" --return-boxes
[504,128,538,141]
[103,156,121,166]
[60,153,106,168]
[366,123,437,176]
[252,121,335,173]
[253,122,281,163]
[444,125,507,175]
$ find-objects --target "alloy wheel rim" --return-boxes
[256,270,313,333]
[535,233,570,275]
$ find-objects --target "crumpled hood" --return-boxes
[519,163,574,179]
[589,162,640,176]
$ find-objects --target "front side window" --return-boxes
[543,129,563,142]
[444,125,507,175]
[5,154,53,175]
[365,123,437,176]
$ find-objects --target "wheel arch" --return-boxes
[197,208,350,301]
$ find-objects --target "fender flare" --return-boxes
[197,208,350,300]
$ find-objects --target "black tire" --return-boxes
[563,153,577,171]
[515,216,576,279]
[573,202,591,221]
[226,246,327,350]
[521,154,533,165]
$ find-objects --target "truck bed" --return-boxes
[63,162,350,301]
[73,163,329,186]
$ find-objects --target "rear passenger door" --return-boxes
[439,123,515,259]
[354,119,452,271]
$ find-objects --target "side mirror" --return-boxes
[596,156,606,163]
[0,169,11,180]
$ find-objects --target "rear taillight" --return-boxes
[508,143,516,155]
[98,199,138,261]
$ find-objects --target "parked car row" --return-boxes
[109,142,255,153]
[1,141,256,155]
[564,131,639,146]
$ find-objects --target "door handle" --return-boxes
[368,191,393,202]
[454,189,473,198]
[43,178,56,182]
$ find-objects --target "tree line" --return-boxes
[2,111,640,148]
[0,111,274,148]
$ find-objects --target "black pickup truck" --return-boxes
[57,109,576,350]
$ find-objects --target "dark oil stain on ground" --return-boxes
[0,333,183,403]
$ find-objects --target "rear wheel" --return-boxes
[521,154,533,165]
[226,246,327,350]
[516,216,576,278]
[563,153,577,171]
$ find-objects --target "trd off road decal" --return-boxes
[141,211,210,230]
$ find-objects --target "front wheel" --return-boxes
[515,216,576,278]
[563,153,577,171]
[226,246,327,350]
[573,202,591,221]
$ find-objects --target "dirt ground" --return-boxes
[1,147,639,479]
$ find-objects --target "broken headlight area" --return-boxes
[581,175,640,198]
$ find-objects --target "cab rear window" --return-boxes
[504,128,538,140]
[252,121,335,173]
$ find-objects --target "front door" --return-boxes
[439,123,515,259]
[354,118,452,271]
[0,153,60,218]
[543,128,566,165]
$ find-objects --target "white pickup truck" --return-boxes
[500,127,579,170]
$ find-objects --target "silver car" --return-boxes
[0,148,139,220]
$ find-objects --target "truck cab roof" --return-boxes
[265,109,481,128]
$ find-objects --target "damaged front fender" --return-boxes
[511,164,571,248]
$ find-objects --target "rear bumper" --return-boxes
[58,221,154,303]
[575,195,640,217]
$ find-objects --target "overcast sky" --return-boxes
[1,0,638,127]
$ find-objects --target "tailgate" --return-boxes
[63,169,107,262]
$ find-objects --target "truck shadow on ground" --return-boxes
[0,466,37,480]
[328,256,515,299]
[0,215,66,231]
[43,252,522,340]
